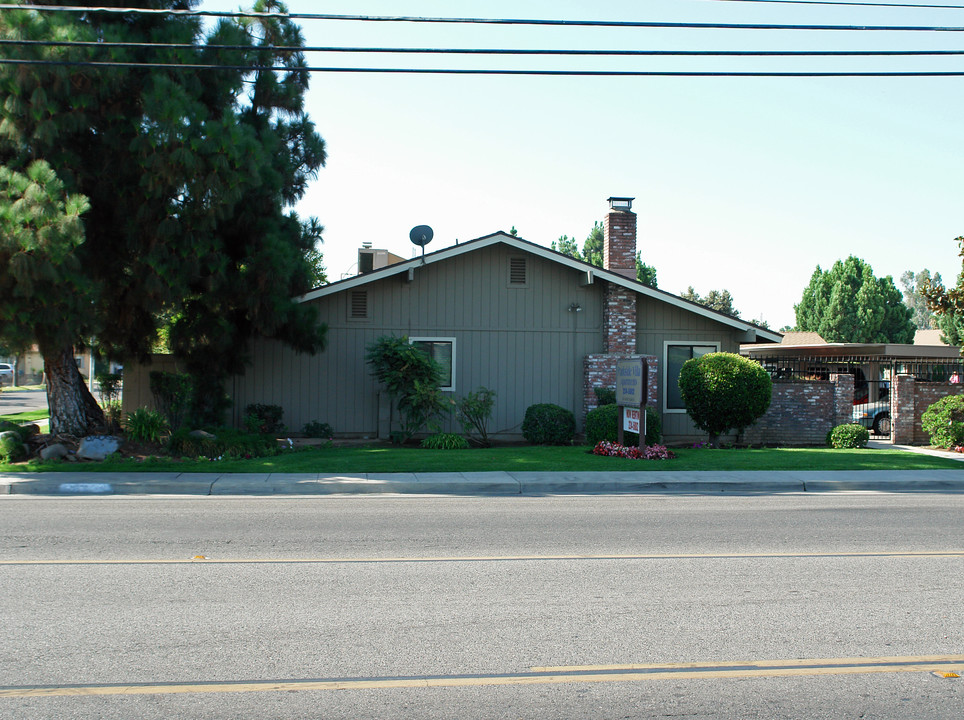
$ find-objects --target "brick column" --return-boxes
[892,374,915,445]
[584,354,658,420]
[830,373,854,428]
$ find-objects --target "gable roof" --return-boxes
[299,231,783,342]
[914,329,946,346]
[780,331,827,345]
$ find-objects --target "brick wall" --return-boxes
[584,354,658,420]
[741,374,854,446]
[603,284,637,354]
[892,375,964,445]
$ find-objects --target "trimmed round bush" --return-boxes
[0,431,27,463]
[522,403,575,445]
[826,423,870,449]
[921,394,964,448]
[678,352,772,445]
[585,404,662,446]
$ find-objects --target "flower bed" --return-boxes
[591,440,676,460]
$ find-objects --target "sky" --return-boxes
[204,0,964,330]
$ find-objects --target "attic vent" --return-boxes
[349,289,369,319]
[509,257,528,286]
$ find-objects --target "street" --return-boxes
[1,493,962,718]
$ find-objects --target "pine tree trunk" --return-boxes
[44,346,106,437]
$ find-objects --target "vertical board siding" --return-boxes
[233,244,603,437]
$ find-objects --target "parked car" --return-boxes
[0,363,12,386]
[852,400,890,435]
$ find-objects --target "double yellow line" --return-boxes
[2,656,961,698]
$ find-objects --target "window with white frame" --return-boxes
[664,343,718,411]
[410,337,456,391]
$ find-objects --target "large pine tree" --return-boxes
[794,256,915,343]
[0,1,326,434]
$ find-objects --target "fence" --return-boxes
[741,374,853,447]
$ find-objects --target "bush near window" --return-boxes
[365,335,453,443]
[921,394,964,448]
[522,403,575,445]
[585,403,662,446]
[421,433,470,450]
[678,352,772,447]
[826,423,870,449]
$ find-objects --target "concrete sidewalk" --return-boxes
[1,469,962,496]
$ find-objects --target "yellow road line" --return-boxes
[1,551,963,565]
[2,656,962,698]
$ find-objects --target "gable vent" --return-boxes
[509,257,527,286]
[349,289,369,319]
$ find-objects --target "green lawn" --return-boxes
[4,443,962,473]
[0,409,49,424]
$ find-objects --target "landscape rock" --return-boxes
[188,430,216,440]
[40,444,68,461]
[76,435,122,461]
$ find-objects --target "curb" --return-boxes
[1,470,962,497]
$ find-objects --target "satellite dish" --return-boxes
[410,225,434,247]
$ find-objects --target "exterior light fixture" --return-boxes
[569,303,583,313]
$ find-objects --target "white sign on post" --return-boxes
[624,407,640,434]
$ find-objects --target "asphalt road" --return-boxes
[0,388,47,415]
[1,494,962,719]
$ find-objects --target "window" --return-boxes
[664,343,718,411]
[410,337,456,391]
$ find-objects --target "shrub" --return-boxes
[593,387,617,406]
[0,431,27,463]
[826,423,870,449]
[96,370,123,431]
[303,420,333,438]
[149,371,193,431]
[678,352,772,446]
[167,428,279,459]
[921,394,964,448]
[125,408,169,443]
[585,404,662,446]
[366,335,453,442]
[457,387,496,447]
[244,404,285,435]
[522,403,575,445]
[420,433,470,450]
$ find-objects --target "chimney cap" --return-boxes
[607,197,635,211]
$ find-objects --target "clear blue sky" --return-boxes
[204,0,964,329]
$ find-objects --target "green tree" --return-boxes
[0,161,102,434]
[794,257,914,343]
[678,352,772,447]
[900,269,939,330]
[921,238,964,350]
[680,287,741,318]
[0,1,327,432]
[552,223,657,288]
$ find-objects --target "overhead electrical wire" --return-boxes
[1,5,964,32]
[697,0,964,9]
[2,59,963,76]
[2,38,964,57]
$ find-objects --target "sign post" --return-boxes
[615,358,647,451]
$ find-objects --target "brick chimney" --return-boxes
[603,196,636,280]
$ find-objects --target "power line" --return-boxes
[2,5,964,32]
[699,0,964,9]
[3,39,963,56]
[3,59,963,76]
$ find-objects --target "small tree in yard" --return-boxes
[457,387,496,447]
[678,352,772,447]
[365,336,453,443]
